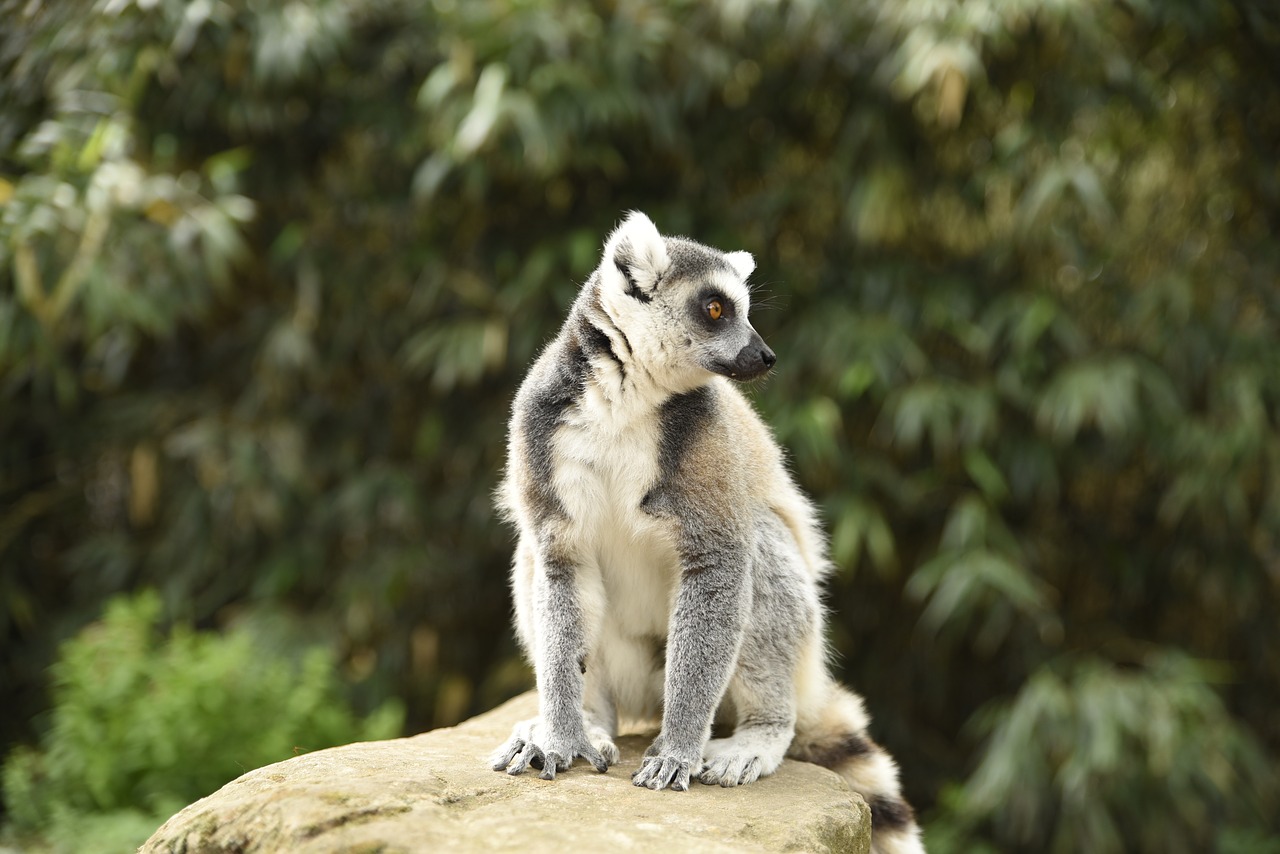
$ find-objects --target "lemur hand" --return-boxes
[490,717,610,780]
[630,735,697,791]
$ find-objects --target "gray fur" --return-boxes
[492,212,925,854]
[514,339,585,525]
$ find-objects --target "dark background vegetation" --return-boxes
[3,0,1279,851]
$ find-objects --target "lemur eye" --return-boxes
[706,299,724,321]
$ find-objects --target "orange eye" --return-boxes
[707,299,723,321]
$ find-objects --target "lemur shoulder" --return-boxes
[492,212,924,854]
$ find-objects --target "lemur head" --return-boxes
[595,211,776,388]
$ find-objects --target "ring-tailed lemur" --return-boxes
[491,212,924,854]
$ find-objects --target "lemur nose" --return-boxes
[761,347,776,368]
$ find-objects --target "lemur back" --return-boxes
[493,212,925,854]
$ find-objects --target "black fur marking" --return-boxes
[591,297,635,361]
[868,794,916,831]
[521,340,589,523]
[616,259,652,303]
[640,386,715,514]
[615,325,634,358]
[806,733,873,769]
[579,317,625,376]
[655,386,716,480]
[648,634,667,667]
[692,288,737,332]
[541,549,576,580]
[578,654,587,675]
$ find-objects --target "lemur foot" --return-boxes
[586,723,621,766]
[698,730,788,787]
[490,717,610,780]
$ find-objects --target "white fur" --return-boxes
[701,728,789,786]
[723,250,755,280]
[602,211,670,295]
[708,265,753,315]
[843,748,901,801]
[550,389,680,721]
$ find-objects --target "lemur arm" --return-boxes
[531,550,594,746]
[492,544,609,779]
[632,536,751,791]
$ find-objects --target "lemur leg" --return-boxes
[582,665,620,766]
[701,516,811,786]
[699,651,797,787]
[492,537,611,779]
[631,540,750,792]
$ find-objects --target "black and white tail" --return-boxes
[790,683,925,854]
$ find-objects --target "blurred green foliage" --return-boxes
[2,0,1279,851]
[1,591,402,852]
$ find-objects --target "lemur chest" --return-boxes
[551,404,679,632]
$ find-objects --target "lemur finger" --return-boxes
[699,757,728,786]
[631,757,659,787]
[581,742,609,773]
[539,751,564,780]
[491,739,524,772]
[670,761,692,792]
[646,758,670,789]
[665,757,690,791]
[646,756,686,790]
[507,742,542,776]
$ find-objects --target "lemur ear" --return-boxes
[603,211,670,300]
[724,250,755,280]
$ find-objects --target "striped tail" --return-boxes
[790,684,925,854]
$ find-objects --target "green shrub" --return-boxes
[2,591,403,853]
[924,653,1276,854]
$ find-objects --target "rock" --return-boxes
[140,691,871,853]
